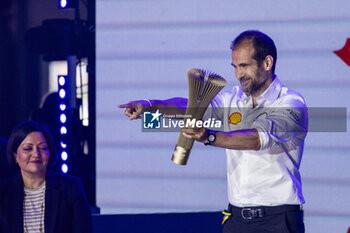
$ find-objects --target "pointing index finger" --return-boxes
[118,102,131,108]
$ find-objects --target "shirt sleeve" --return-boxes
[251,96,308,150]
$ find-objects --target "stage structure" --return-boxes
[24,0,98,212]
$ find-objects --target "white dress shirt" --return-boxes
[205,77,308,207]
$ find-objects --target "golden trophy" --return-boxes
[171,68,226,165]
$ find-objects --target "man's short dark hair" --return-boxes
[7,121,57,168]
[230,30,277,74]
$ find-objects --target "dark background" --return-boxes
[0,0,97,208]
[0,0,88,139]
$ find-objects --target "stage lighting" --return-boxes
[60,126,67,135]
[59,103,67,111]
[61,164,68,173]
[60,113,67,123]
[57,74,71,174]
[59,0,76,9]
[59,0,67,8]
[58,75,66,86]
[61,151,68,161]
[60,141,67,149]
[59,89,66,99]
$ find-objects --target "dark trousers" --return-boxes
[222,204,305,233]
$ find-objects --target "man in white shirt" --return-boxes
[119,30,307,233]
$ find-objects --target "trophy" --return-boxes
[171,68,227,165]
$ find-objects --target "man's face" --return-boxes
[231,41,267,96]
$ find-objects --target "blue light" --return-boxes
[61,151,68,161]
[59,103,66,111]
[59,89,66,99]
[60,113,67,123]
[58,76,66,86]
[60,126,67,135]
[61,164,68,173]
[60,141,67,149]
[60,0,68,8]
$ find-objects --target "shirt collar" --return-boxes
[239,76,282,105]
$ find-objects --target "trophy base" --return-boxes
[171,145,190,165]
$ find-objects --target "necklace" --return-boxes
[24,200,45,233]
[23,183,45,233]
[24,200,44,233]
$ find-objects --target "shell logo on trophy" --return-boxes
[171,68,226,165]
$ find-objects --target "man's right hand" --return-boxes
[118,97,188,120]
[118,100,151,120]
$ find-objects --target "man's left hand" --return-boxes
[182,126,208,143]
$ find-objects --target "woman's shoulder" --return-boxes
[0,173,22,203]
[0,173,21,187]
[46,170,83,190]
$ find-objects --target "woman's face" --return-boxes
[15,131,50,177]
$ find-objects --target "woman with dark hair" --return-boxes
[0,121,92,233]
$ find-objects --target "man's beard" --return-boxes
[241,69,267,96]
